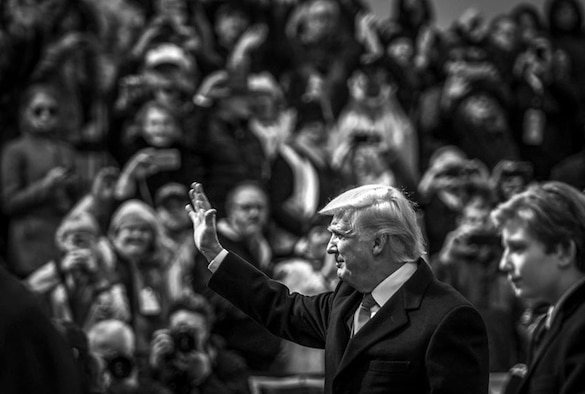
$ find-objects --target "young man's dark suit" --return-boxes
[513,279,585,393]
[0,265,83,394]
[208,253,490,394]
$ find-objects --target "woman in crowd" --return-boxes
[1,84,80,278]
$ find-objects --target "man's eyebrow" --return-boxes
[328,225,352,236]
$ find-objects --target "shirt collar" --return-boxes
[371,261,418,308]
[547,276,585,329]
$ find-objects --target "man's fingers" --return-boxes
[189,182,212,210]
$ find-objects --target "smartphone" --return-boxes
[150,149,181,171]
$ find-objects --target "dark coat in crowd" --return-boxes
[512,279,585,394]
[0,265,83,394]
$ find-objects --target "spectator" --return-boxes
[153,182,202,302]
[546,0,585,110]
[330,58,420,185]
[25,211,130,331]
[283,0,363,117]
[443,80,519,169]
[88,319,169,394]
[191,181,282,374]
[491,160,534,203]
[418,146,490,257]
[1,84,80,278]
[246,72,294,164]
[107,199,175,369]
[510,3,547,44]
[149,295,251,394]
[486,15,522,84]
[268,101,340,258]
[115,100,203,206]
[391,0,435,44]
[196,78,272,218]
[433,181,526,372]
[509,33,584,180]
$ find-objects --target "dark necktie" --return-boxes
[355,293,377,334]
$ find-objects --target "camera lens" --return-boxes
[106,354,134,380]
[172,328,197,354]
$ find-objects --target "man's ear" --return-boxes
[554,240,577,269]
[372,233,388,256]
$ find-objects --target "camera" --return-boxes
[352,133,381,145]
[105,354,134,380]
[171,327,199,354]
[500,161,533,180]
[466,231,501,247]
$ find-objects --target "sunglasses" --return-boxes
[31,106,58,117]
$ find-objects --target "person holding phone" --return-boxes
[115,100,203,206]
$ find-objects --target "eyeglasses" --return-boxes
[32,106,58,117]
[234,203,266,212]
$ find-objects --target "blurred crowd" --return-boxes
[1,0,585,392]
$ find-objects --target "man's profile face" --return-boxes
[499,219,560,302]
[326,214,376,292]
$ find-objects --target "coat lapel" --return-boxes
[334,259,433,376]
[327,288,361,368]
[517,280,585,393]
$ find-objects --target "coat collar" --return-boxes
[330,258,433,378]
[518,278,585,391]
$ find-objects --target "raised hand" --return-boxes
[186,182,223,262]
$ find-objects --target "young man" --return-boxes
[187,182,489,393]
[491,181,585,393]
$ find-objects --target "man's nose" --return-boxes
[326,237,336,254]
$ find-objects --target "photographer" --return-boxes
[491,159,534,203]
[418,145,490,256]
[149,295,250,394]
[433,181,526,372]
[88,319,169,394]
[26,211,130,331]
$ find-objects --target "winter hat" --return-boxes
[248,73,283,98]
[144,43,194,72]
[154,182,188,208]
[108,199,160,238]
[55,211,100,249]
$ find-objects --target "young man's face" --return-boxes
[499,219,560,302]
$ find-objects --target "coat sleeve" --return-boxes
[426,304,490,394]
[208,252,332,349]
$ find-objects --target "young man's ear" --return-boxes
[555,240,577,269]
[372,233,388,256]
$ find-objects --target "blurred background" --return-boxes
[369,0,548,28]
